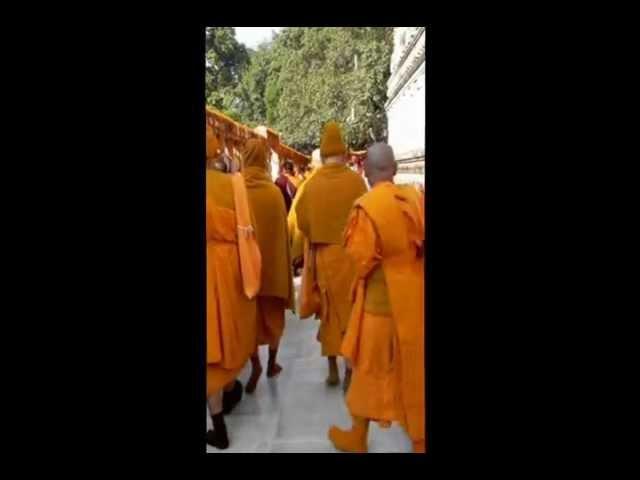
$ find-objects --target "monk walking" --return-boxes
[288,149,323,274]
[206,122,261,449]
[241,139,295,394]
[294,122,367,387]
[328,143,426,453]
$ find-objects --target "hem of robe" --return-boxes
[207,364,241,397]
[255,296,285,349]
[315,244,354,357]
[207,241,257,366]
[345,312,404,424]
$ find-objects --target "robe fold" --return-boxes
[295,163,367,356]
[341,181,426,446]
[206,169,259,396]
[287,168,318,263]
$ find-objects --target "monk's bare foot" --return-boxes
[266,363,282,378]
[245,365,263,394]
[326,370,340,386]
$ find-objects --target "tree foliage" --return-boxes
[205,27,393,153]
[205,27,249,117]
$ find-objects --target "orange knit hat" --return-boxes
[206,124,221,160]
[320,121,347,157]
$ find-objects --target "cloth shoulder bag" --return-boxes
[230,173,262,299]
[298,238,321,319]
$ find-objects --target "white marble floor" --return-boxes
[206,278,414,453]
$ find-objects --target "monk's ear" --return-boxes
[393,163,398,176]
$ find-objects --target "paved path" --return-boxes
[206,278,413,453]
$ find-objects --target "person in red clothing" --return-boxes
[275,161,298,213]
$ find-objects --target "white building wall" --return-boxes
[385,27,427,186]
[387,65,425,161]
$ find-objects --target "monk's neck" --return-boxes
[371,179,395,188]
[322,162,347,170]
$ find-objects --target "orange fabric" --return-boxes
[295,163,367,245]
[328,417,369,453]
[315,244,356,356]
[294,162,364,356]
[320,121,347,157]
[298,239,321,319]
[255,296,285,349]
[243,165,293,306]
[206,170,257,393]
[231,173,262,299]
[413,439,426,454]
[207,365,238,397]
[241,138,269,170]
[345,312,403,425]
[284,173,300,189]
[341,181,425,444]
[343,208,392,316]
[287,168,319,262]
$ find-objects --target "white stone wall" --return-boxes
[387,64,425,162]
[385,27,426,185]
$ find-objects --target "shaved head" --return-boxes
[364,143,397,187]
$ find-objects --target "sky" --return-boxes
[234,27,283,49]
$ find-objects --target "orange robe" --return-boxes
[295,163,368,356]
[341,181,426,447]
[285,173,302,189]
[287,168,319,263]
[243,165,294,349]
[206,169,258,395]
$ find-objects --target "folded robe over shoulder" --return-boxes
[341,181,426,445]
[206,169,259,395]
[242,141,294,347]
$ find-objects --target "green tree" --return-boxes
[234,44,272,127]
[257,27,392,152]
[206,27,393,153]
[205,27,249,117]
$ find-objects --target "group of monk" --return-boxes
[206,118,426,453]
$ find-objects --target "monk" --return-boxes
[241,138,295,394]
[204,133,246,415]
[294,122,367,387]
[206,123,260,449]
[275,161,298,213]
[288,149,323,269]
[328,143,426,453]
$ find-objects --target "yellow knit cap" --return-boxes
[320,121,346,157]
[206,124,221,160]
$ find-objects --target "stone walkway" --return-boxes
[206,278,413,453]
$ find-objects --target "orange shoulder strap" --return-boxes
[231,173,262,299]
